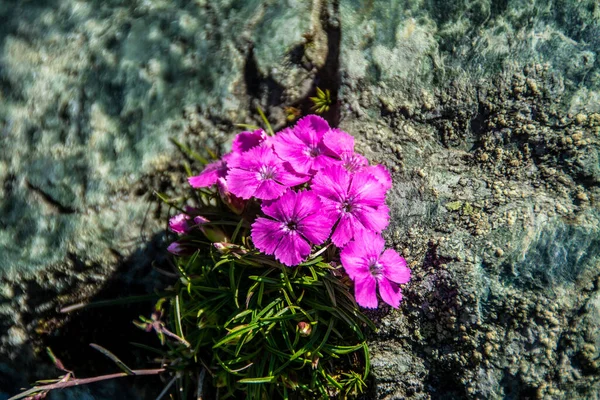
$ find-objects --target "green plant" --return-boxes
[148,194,374,399]
[310,87,332,114]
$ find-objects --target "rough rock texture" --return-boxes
[1,0,599,399]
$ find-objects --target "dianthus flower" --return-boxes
[322,128,392,189]
[322,128,368,173]
[272,115,337,174]
[231,129,268,153]
[188,130,268,189]
[340,231,411,308]
[226,146,308,200]
[311,164,389,247]
[188,158,228,188]
[251,190,332,266]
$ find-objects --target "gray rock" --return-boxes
[339,0,600,399]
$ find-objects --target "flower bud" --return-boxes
[167,242,186,255]
[194,216,229,243]
[169,213,191,234]
[214,242,248,255]
[297,321,312,337]
[217,177,246,215]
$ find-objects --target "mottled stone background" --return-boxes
[1,0,599,399]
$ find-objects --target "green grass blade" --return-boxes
[89,344,134,375]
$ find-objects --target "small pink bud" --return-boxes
[167,242,185,255]
[169,213,191,234]
[297,321,312,337]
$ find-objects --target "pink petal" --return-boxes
[380,249,411,284]
[311,164,350,203]
[297,213,332,245]
[293,115,330,145]
[274,231,311,266]
[354,204,390,233]
[254,179,287,200]
[272,128,313,173]
[323,128,354,156]
[331,213,356,247]
[261,190,296,221]
[363,164,392,190]
[251,218,285,255]
[188,160,227,188]
[340,240,370,280]
[169,213,190,234]
[275,162,311,187]
[231,129,267,153]
[228,146,278,170]
[226,168,260,199]
[349,170,387,207]
[354,230,386,259]
[354,276,378,308]
[312,153,339,172]
[293,191,322,221]
[378,279,402,308]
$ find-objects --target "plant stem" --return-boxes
[8,368,165,400]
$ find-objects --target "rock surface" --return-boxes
[1,0,599,399]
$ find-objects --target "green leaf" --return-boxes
[170,137,209,165]
[235,123,261,130]
[89,344,134,375]
[256,106,274,136]
[238,376,276,384]
[174,295,185,342]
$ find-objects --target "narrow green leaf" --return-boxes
[174,295,185,342]
[256,106,274,136]
[238,376,276,384]
[89,344,134,375]
[323,278,336,307]
[231,218,245,243]
[235,123,261,131]
[170,137,209,164]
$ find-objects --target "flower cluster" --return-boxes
[174,115,410,308]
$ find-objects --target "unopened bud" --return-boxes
[214,242,248,255]
[194,216,229,243]
[217,177,246,215]
[169,213,191,234]
[298,321,312,337]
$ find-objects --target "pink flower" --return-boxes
[272,115,337,174]
[231,129,268,153]
[188,159,228,188]
[251,190,332,266]
[311,164,390,247]
[322,128,392,188]
[169,213,191,234]
[226,146,309,200]
[323,128,368,172]
[340,231,410,308]
[362,164,392,190]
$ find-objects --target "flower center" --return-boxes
[341,197,355,214]
[259,165,276,180]
[342,153,361,172]
[368,258,383,278]
[307,146,321,158]
[286,221,298,231]
[281,219,298,233]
